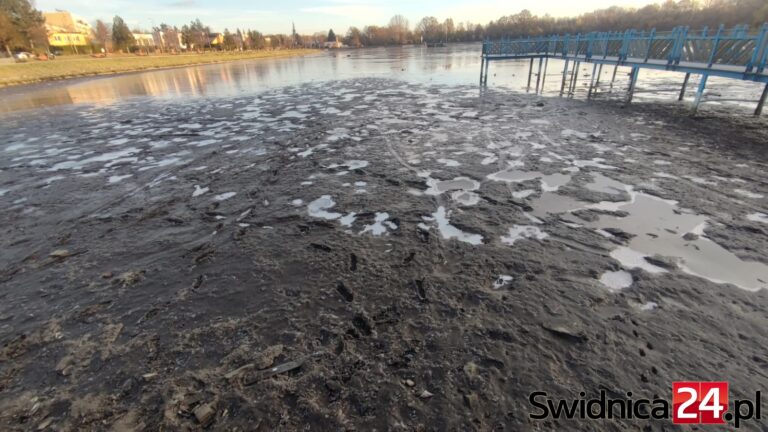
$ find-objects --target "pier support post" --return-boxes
[609,64,619,92]
[678,73,691,101]
[569,61,580,97]
[594,64,603,96]
[627,66,639,103]
[587,63,598,99]
[527,58,534,92]
[756,82,768,116]
[483,59,490,85]
[540,57,549,94]
[560,59,570,96]
[692,73,709,114]
[535,57,543,93]
[479,58,485,86]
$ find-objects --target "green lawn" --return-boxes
[0,49,317,87]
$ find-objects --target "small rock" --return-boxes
[37,417,53,430]
[50,249,70,258]
[255,344,284,369]
[116,271,144,287]
[404,379,415,387]
[542,321,588,342]
[101,272,113,279]
[142,372,158,381]
[419,390,434,399]
[644,255,678,270]
[463,362,479,379]
[193,402,216,427]
[682,232,699,241]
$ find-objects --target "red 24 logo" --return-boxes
[672,382,728,424]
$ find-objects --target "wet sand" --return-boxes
[0,79,767,430]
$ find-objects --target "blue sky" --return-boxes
[38,0,656,34]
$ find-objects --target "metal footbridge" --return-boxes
[480,24,768,115]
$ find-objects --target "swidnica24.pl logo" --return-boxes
[529,381,761,428]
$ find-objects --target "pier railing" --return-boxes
[479,24,768,114]
[482,24,768,74]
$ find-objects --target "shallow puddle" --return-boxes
[588,193,768,291]
[585,173,630,195]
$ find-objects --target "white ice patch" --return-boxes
[500,225,548,246]
[297,148,314,158]
[192,185,209,197]
[424,206,483,245]
[360,212,396,236]
[561,129,587,139]
[523,213,544,224]
[734,189,764,199]
[49,147,140,171]
[108,174,132,184]
[437,158,460,167]
[424,177,480,196]
[638,301,659,311]
[512,189,536,199]
[493,275,513,289]
[480,153,498,165]
[609,247,667,274]
[599,270,633,290]
[307,195,341,220]
[572,158,616,170]
[747,212,768,223]
[291,199,303,206]
[339,212,357,227]
[328,160,368,170]
[214,192,237,201]
[451,190,480,206]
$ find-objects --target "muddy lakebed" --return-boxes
[0,78,767,430]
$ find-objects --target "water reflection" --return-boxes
[0,43,764,114]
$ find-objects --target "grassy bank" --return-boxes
[0,49,317,87]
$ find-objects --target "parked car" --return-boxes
[13,52,33,62]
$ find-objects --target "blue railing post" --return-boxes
[676,26,689,65]
[707,24,724,68]
[747,23,768,73]
[645,28,656,62]
[619,30,629,61]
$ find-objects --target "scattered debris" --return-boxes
[194,402,216,427]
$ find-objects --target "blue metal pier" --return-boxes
[480,24,768,115]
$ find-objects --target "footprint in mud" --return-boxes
[349,253,357,271]
[352,314,372,336]
[413,279,427,302]
[336,281,354,302]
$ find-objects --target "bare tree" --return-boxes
[388,14,409,44]
[93,19,110,51]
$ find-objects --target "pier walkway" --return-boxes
[480,24,768,115]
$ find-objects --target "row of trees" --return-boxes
[340,0,768,46]
[3,0,768,55]
[0,0,47,56]
[88,17,281,53]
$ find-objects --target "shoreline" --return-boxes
[0,49,319,88]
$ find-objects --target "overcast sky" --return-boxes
[37,0,658,34]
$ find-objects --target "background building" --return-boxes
[43,10,92,53]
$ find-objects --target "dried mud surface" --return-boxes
[0,79,767,431]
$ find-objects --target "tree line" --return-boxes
[2,0,768,55]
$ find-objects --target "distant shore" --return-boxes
[0,49,318,88]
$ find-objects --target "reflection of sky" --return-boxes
[36,0,658,34]
[1,45,765,114]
